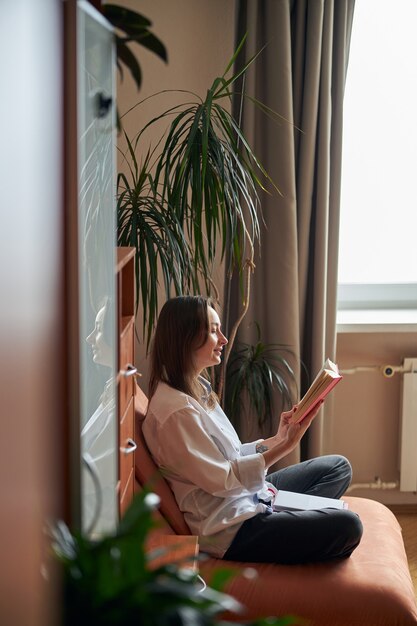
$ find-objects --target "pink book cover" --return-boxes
[291,359,342,424]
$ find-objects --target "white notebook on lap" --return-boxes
[273,490,348,512]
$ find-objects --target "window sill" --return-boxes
[337,309,417,333]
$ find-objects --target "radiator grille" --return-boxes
[399,358,417,492]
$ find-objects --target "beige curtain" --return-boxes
[227,0,355,462]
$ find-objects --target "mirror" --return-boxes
[77,1,117,536]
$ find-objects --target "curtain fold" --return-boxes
[228,0,355,461]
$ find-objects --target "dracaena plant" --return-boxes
[117,136,197,348]
[118,35,283,383]
[102,3,168,92]
[224,323,298,431]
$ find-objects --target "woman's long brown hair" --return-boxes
[148,296,217,407]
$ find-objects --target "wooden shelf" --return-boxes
[120,315,134,337]
[116,246,135,273]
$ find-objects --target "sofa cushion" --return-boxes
[134,383,191,536]
[201,497,417,626]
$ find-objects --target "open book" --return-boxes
[290,358,342,424]
[273,490,348,512]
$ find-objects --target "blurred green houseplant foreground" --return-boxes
[51,490,299,626]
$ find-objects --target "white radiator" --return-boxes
[399,358,417,492]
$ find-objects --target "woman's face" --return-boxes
[192,306,228,374]
[86,305,112,368]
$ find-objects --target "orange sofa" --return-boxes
[134,387,417,626]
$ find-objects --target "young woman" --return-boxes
[143,296,363,564]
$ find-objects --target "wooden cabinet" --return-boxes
[116,247,137,516]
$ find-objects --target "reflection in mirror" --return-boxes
[77,1,117,536]
[81,297,116,535]
[86,297,113,368]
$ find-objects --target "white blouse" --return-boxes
[142,379,272,558]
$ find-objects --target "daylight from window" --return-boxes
[338,0,417,287]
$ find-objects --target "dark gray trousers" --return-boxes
[223,455,363,565]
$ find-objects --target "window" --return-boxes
[338,0,417,313]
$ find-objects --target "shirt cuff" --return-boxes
[240,439,264,456]
[232,452,266,492]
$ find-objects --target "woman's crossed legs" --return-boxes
[223,455,363,565]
